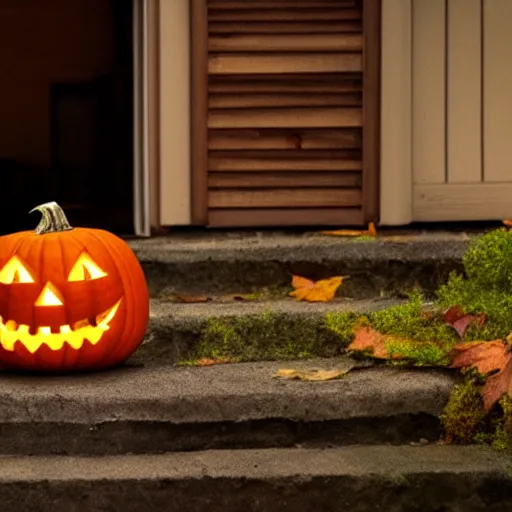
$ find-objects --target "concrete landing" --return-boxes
[129,231,474,297]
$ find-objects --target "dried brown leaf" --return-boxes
[450,340,509,376]
[275,368,350,381]
[482,357,512,410]
[442,306,485,338]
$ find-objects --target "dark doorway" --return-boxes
[0,0,134,236]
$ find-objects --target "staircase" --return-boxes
[1,231,511,511]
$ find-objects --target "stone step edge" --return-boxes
[0,360,454,425]
[134,238,467,298]
[0,446,509,512]
[139,297,403,365]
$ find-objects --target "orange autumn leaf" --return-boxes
[196,358,231,367]
[347,326,395,360]
[482,357,512,411]
[450,339,512,410]
[450,340,509,376]
[321,222,377,238]
[289,275,347,302]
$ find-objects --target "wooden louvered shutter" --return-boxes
[191,0,381,227]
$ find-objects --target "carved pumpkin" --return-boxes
[0,202,149,372]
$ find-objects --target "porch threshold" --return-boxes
[128,228,479,298]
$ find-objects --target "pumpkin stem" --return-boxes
[30,201,73,235]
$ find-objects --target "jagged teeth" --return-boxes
[0,300,121,353]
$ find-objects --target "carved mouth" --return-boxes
[0,300,122,353]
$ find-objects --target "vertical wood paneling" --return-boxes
[412,0,446,185]
[483,0,512,182]
[379,0,412,225]
[447,0,482,183]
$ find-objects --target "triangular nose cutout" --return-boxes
[35,283,64,306]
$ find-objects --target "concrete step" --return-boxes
[129,232,470,298]
[139,296,403,366]
[0,445,510,512]
[0,361,454,455]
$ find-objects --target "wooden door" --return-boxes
[191,0,381,227]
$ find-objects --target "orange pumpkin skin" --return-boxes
[0,203,149,372]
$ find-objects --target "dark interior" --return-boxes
[0,0,134,236]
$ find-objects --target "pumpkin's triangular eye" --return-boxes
[0,256,35,284]
[68,252,108,282]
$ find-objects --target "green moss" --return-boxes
[463,228,512,291]
[384,337,451,366]
[188,309,344,363]
[368,293,457,343]
[436,229,512,340]
[490,395,512,452]
[324,311,360,345]
[441,379,486,444]
[348,235,378,243]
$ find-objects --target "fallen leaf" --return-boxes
[347,326,393,359]
[450,339,512,410]
[289,275,347,302]
[367,222,377,236]
[321,222,377,238]
[167,294,211,303]
[275,368,350,381]
[482,357,512,411]
[196,358,231,366]
[503,220,512,229]
[442,306,485,339]
[450,340,509,376]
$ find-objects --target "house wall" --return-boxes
[381,0,512,224]
[0,0,113,167]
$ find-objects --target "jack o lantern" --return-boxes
[0,202,149,372]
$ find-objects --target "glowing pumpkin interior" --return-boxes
[0,252,121,354]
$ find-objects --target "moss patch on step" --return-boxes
[180,309,358,365]
[436,228,512,340]
[441,378,512,453]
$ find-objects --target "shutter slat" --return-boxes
[208,208,364,227]
[209,107,362,129]
[209,53,362,74]
[208,1,357,10]
[209,34,362,52]
[209,188,362,208]
[208,9,362,22]
[208,171,362,188]
[209,159,362,172]
[208,128,362,150]
[209,93,361,108]
[208,21,362,33]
